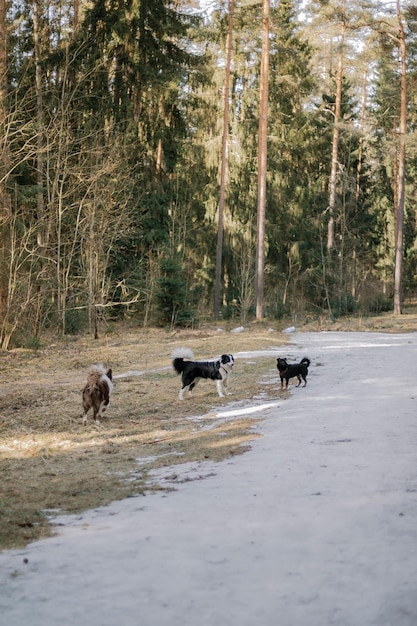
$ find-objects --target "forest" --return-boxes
[0,0,416,349]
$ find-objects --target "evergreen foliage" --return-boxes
[0,0,416,346]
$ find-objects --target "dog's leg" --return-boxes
[97,399,110,423]
[217,373,230,397]
[189,378,200,396]
[95,385,111,422]
[93,403,101,423]
[296,375,302,387]
[216,380,224,398]
[179,384,191,400]
[180,373,195,400]
[216,379,225,398]
[82,398,91,426]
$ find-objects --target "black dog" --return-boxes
[277,357,310,389]
[172,347,234,399]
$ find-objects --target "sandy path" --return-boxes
[1,331,416,625]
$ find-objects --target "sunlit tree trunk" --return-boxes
[73,0,80,35]
[214,0,234,319]
[327,22,345,251]
[393,0,406,315]
[255,0,269,319]
[0,0,11,345]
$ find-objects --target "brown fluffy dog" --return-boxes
[82,365,113,425]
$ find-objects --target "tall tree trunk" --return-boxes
[353,67,368,298]
[214,0,234,319]
[255,0,269,320]
[88,204,97,338]
[73,0,80,37]
[392,114,399,267]
[0,0,11,346]
[327,23,345,251]
[356,68,367,206]
[33,0,45,246]
[393,0,406,315]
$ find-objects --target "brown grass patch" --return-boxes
[300,311,417,333]
[0,323,288,551]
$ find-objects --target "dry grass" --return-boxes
[0,322,289,551]
[301,310,417,333]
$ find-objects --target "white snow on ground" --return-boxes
[1,331,417,626]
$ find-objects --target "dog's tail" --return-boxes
[85,364,113,392]
[171,347,194,374]
[300,357,311,367]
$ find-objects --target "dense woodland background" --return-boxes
[0,0,416,349]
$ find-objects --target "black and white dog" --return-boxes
[172,348,234,400]
[82,364,113,425]
[276,357,310,389]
